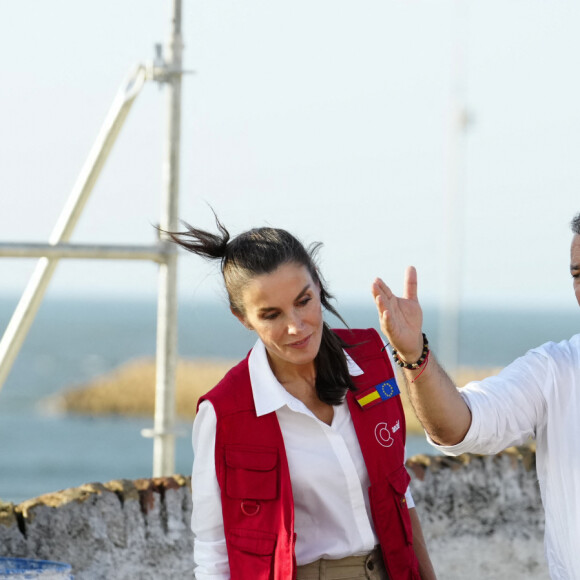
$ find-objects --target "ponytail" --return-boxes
[315,324,355,405]
[166,216,230,263]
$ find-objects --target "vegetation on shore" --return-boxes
[42,358,233,421]
[42,358,501,435]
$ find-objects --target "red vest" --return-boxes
[200,328,420,580]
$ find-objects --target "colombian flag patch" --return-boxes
[355,378,400,409]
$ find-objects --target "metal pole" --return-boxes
[438,0,470,371]
[0,242,168,262]
[0,66,147,392]
[151,0,183,477]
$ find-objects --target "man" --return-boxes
[371,213,580,580]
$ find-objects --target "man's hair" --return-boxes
[572,212,580,235]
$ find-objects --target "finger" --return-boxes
[380,305,395,338]
[371,283,388,316]
[382,306,391,329]
[371,286,385,314]
[372,277,393,301]
[403,266,418,301]
[376,297,398,340]
[374,293,388,315]
[371,279,382,300]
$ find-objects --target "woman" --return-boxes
[170,217,436,580]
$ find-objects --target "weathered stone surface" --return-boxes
[0,501,27,556]
[0,452,549,579]
[0,477,194,579]
[407,446,548,579]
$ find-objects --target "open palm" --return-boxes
[371,266,424,360]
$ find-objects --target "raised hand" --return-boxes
[371,266,424,362]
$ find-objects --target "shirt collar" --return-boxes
[248,338,364,417]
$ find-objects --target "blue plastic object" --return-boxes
[0,558,73,579]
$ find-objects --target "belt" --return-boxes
[296,546,388,580]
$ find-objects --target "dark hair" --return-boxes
[572,212,580,235]
[168,215,355,405]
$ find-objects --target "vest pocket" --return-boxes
[369,465,413,546]
[386,464,413,544]
[225,445,279,500]
[229,528,277,580]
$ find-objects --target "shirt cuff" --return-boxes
[425,391,476,456]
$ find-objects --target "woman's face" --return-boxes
[234,262,324,376]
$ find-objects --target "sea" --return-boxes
[0,295,578,505]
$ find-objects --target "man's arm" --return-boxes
[396,346,471,446]
[372,267,471,446]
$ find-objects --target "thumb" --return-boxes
[403,266,418,301]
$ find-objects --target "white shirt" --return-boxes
[430,334,580,580]
[191,339,414,579]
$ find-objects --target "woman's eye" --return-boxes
[263,312,279,320]
[298,296,312,307]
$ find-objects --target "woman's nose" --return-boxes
[287,312,305,334]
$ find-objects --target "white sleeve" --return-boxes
[191,400,230,579]
[404,485,415,509]
[429,348,549,456]
[403,446,415,509]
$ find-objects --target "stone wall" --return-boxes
[407,447,548,579]
[0,448,548,579]
[0,477,194,579]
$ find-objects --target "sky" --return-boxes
[1,0,580,312]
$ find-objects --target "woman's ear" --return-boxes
[231,307,253,330]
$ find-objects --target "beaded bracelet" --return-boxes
[410,351,430,383]
[391,333,430,370]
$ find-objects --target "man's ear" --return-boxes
[231,307,253,330]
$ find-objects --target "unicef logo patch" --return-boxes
[374,422,394,447]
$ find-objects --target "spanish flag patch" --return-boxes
[355,378,400,409]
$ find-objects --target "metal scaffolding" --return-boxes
[0,0,186,477]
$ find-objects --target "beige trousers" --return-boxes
[296,546,388,580]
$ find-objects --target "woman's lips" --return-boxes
[287,334,311,348]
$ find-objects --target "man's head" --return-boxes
[570,213,580,306]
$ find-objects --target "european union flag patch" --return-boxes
[355,378,400,410]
